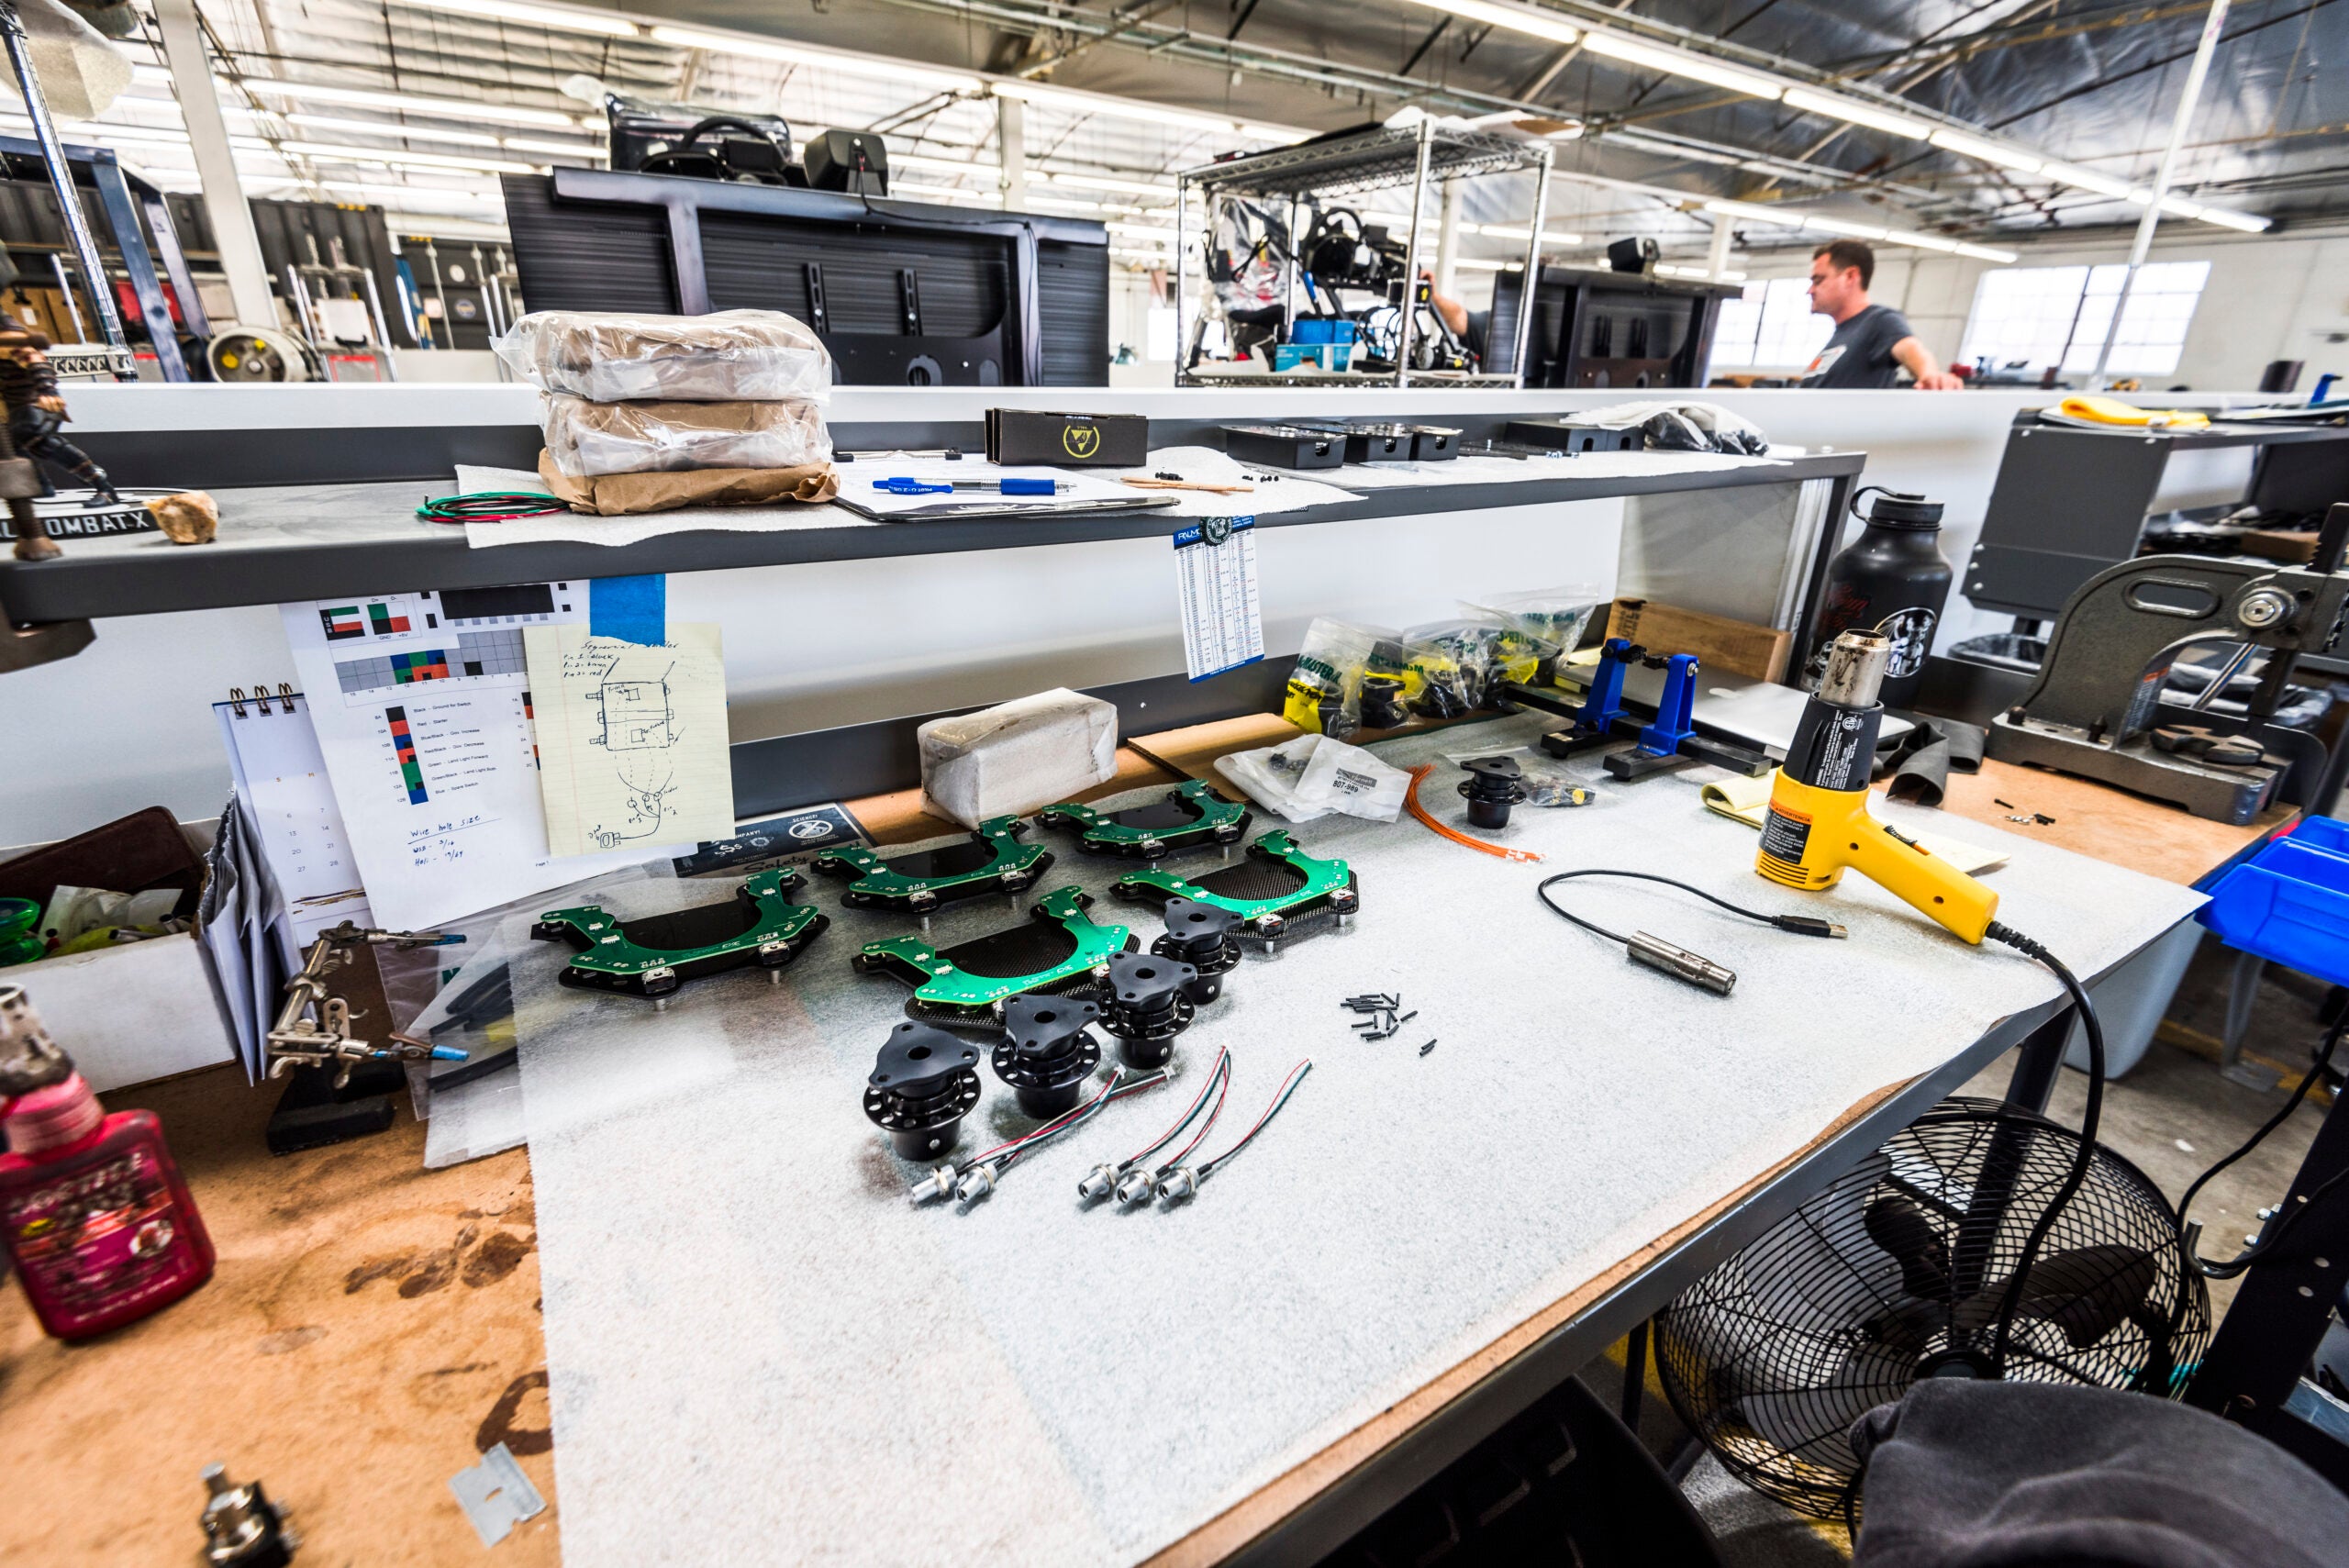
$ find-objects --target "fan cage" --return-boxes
[1655,1096,2210,1521]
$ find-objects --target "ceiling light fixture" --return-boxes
[648,26,983,93]
[1470,224,1584,245]
[1042,170,1174,196]
[498,136,605,159]
[1391,0,1579,48]
[1578,30,1785,99]
[2194,206,2272,233]
[2037,161,2133,199]
[1780,87,1931,141]
[239,79,580,128]
[280,111,500,148]
[1952,241,2020,262]
[385,0,639,39]
[991,80,1296,140]
[1800,214,1887,239]
[894,151,1001,177]
[1926,128,2042,174]
[274,139,540,174]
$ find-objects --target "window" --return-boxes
[1958,260,2210,378]
[1708,276,1833,371]
[1145,305,1177,361]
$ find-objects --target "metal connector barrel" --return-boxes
[1627,931,1737,995]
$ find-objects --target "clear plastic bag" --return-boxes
[1281,617,1386,738]
[495,309,833,403]
[1464,584,1607,689]
[1399,619,1489,718]
[1216,732,1408,823]
[540,395,833,478]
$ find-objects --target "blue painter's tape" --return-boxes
[591,574,666,645]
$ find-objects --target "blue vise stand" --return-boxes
[1537,638,1638,757]
[1607,653,1701,780]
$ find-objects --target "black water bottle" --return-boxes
[1802,487,1952,709]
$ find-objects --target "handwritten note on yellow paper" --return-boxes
[522,623,737,858]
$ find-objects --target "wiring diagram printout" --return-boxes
[521,622,737,859]
[279,584,658,930]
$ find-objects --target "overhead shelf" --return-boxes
[0,452,1865,626]
[1186,125,1550,201]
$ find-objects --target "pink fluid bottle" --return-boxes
[0,983,213,1340]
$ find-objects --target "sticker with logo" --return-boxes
[1061,423,1102,460]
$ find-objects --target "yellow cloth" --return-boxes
[2055,395,2210,431]
[1700,770,2009,874]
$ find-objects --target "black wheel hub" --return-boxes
[992,995,1104,1117]
[863,1021,984,1159]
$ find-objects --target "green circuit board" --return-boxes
[532,868,829,997]
[1111,829,1357,938]
[1036,779,1252,859]
[852,885,1134,1023]
[810,815,1052,911]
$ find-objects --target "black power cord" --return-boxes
[1536,870,1847,995]
[2176,1012,2349,1279]
[1981,921,2107,1373]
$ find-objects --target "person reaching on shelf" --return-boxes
[1800,240,1962,390]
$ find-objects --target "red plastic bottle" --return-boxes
[0,986,213,1340]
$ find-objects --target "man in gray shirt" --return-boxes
[1801,239,1962,389]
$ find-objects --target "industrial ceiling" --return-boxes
[26,0,2344,268]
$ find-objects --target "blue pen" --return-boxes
[874,476,1069,495]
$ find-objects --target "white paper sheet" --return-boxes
[278,584,662,930]
[214,694,373,949]
[522,623,738,857]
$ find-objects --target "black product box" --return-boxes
[1290,419,1419,463]
[1503,419,1642,454]
[1220,423,1346,471]
[985,407,1149,467]
[1407,425,1459,461]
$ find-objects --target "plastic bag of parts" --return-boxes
[1465,585,1607,678]
[1397,621,1493,720]
[1208,195,1289,327]
[495,309,833,404]
[540,395,834,478]
[1574,400,1768,455]
[1281,617,1386,739]
[1216,732,1409,823]
[1440,745,1601,809]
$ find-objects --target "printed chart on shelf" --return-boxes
[280,583,661,931]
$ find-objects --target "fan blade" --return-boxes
[1865,1195,1955,1304]
[1953,1245,2158,1351]
[1739,1340,1913,1477]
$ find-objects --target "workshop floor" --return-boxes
[1609,937,2340,1565]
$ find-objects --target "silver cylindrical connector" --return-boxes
[953,1161,999,1204]
[1114,1166,1158,1206]
[1627,931,1736,995]
[1076,1163,1119,1203]
[1154,1166,1200,1204]
[907,1164,959,1205]
[1817,630,1890,710]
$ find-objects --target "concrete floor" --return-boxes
[1650,933,2341,1562]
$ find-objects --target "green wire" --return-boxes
[416,491,569,523]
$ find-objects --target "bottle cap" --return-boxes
[1858,490,1944,529]
[0,984,73,1098]
[4,1073,103,1153]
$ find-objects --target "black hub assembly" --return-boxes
[1098,951,1198,1068]
[1358,673,1408,730]
[863,1021,984,1159]
[1412,675,1471,720]
[1151,896,1241,1003]
[992,995,1104,1117]
[1459,755,1529,829]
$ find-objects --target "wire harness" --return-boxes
[2175,1011,2348,1280]
[908,1066,1169,1206]
[1159,1059,1312,1204]
[1535,869,1846,995]
[415,491,570,524]
[1081,1047,1230,1204]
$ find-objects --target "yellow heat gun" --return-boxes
[1756,630,2000,943]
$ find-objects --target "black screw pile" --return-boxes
[1341,994,1420,1043]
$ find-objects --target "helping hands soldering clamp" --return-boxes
[1987,502,2349,824]
[265,921,467,1086]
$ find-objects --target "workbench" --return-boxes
[6,721,2274,1567]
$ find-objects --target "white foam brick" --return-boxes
[514,714,2204,1566]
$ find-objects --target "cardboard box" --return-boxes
[985,407,1148,467]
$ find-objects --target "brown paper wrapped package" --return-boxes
[539,450,839,516]
[541,395,832,478]
[496,308,830,402]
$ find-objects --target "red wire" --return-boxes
[1201,1060,1311,1173]
[1163,1057,1232,1168]
[974,1069,1164,1166]
[1122,1047,1230,1167]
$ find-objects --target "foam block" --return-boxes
[918,687,1118,829]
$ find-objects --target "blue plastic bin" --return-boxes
[2197,817,2349,989]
